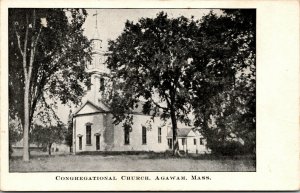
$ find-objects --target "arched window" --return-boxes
[99,78,105,92]
[99,57,105,64]
[124,125,130,145]
[79,136,82,150]
[87,78,91,91]
[182,138,186,146]
[200,138,204,145]
[168,139,172,149]
[86,125,92,145]
[158,127,162,143]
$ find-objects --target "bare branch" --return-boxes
[13,25,24,57]
[29,26,43,76]
[23,13,29,59]
[28,9,38,81]
[32,9,43,53]
[34,27,42,48]
[30,69,51,110]
[22,12,30,79]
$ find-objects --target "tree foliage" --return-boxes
[107,10,255,156]
[9,8,92,160]
[107,12,200,155]
[30,124,66,155]
[191,10,256,155]
[65,110,73,152]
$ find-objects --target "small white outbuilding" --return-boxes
[166,128,211,154]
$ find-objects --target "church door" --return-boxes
[96,135,100,150]
[79,137,82,150]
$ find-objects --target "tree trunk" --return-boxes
[48,143,52,156]
[22,80,30,161]
[17,9,38,162]
[170,109,179,156]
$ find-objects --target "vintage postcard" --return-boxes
[0,0,299,191]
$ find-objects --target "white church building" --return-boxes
[72,18,210,154]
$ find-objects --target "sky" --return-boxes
[56,9,222,124]
[82,9,222,50]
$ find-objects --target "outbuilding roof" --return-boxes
[167,127,195,138]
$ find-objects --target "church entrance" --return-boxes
[79,136,82,150]
[96,135,100,150]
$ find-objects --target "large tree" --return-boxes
[107,12,199,155]
[107,10,256,156]
[9,8,92,161]
[191,10,256,155]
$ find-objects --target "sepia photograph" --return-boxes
[8,8,256,172]
[1,0,299,191]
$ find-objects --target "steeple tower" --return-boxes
[85,10,109,104]
[87,10,107,74]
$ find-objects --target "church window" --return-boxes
[200,138,204,145]
[124,125,130,145]
[86,125,91,145]
[168,139,172,149]
[99,57,105,64]
[87,78,91,91]
[142,126,147,144]
[158,127,162,143]
[194,138,197,145]
[182,138,186,146]
[100,78,105,92]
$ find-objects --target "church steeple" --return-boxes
[87,10,107,74]
[91,10,102,52]
[84,10,110,104]
[92,10,100,39]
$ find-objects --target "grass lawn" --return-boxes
[10,149,255,172]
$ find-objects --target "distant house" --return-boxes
[12,139,70,154]
[167,128,211,154]
[12,139,39,148]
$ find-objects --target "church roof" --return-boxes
[100,100,158,115]
[73,100,158,117]
[74,100,108,116]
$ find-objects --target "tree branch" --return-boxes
[29,92,40,127]
[33,26,42,54]
[41,94,61,123]
[13,25,24,57]
[149,97,168,111]
[23,13,29,59]
[28,9,36,80]
[29,25,43,87]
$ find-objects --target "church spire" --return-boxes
[84,10,110,105]
[87,10,108,73]
[92,10,101,40]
